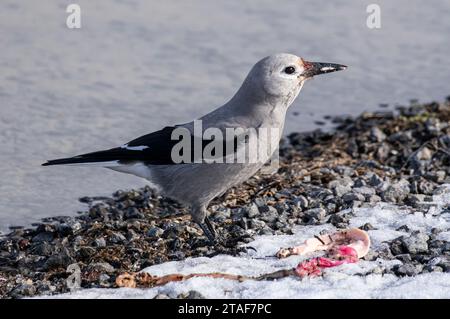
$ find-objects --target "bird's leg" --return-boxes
[192,205,216,245]
[204,216,216,238]
[197,222,217,245]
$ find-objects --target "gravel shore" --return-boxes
[1,98,450,298]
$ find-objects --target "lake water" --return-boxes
[1,0,449,232]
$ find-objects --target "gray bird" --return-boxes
[43,53,346,243]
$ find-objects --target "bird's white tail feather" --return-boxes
[62,161,121,167]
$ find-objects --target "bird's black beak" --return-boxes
[301,60,347,78]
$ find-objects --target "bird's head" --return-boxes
[246,53,347,103]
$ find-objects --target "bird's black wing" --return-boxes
[42,126,239,166]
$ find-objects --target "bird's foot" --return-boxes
[204,216,216,238]
[197,217,219,246]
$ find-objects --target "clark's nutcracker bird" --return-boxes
[43,53,346,243]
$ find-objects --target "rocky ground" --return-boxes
[1,98,450,298]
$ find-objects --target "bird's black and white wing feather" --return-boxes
[42,126,238,167]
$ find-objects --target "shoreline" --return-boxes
[1,97,450,298]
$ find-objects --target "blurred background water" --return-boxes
[0,0,449,232]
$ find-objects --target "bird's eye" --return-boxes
[284,66,296,74]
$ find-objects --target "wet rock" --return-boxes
[249,219,266,230]
[292,195,309,210]
[334,166,355,177]
[43,249,74,270]
[418,180,436,195]
[368,174,383,187]
[360,223,375,231]
[376,143,391,161]
[304,208,326,224]
[87,262,115,273]
[389,238,406,256]
[147,227,164,238]
[370,127,386,142]
[154,294,171,299]
[426,171,446,183]
[78,246,96,259]
[396,225,411,232]
[401,232,429,254]
[342,192,365,203]
[328,176,354,189]
[362,250,379,261]
[178,290,205,299]
[98,274,111,287]
[353,186,376,199]
[258,205,279,223]
[32,232,54,243]
[425,118,442,136]
[426,256,450,272]
[415,147,433,161]
[332,185,352,197]
[89,205,110,219]
[162,226,183,239]
[124,208,144,220]
[253,198,266,208]
[93,238,106,248]
[368,195,381,203]
[404,194,425,208]
[329,214,349,228]
[388,131,412,144]
[108,232,126,244]
[55,224,73,237]
[433,185,450,196]
[381,179,410,203]
[393,264,419,277]
[244,203,260,218]
[395,254,412,263]
[353,178,366,187]
[9,283,36,298]
[423,265,443,273]
[30,242,53,256]
[328,178,353,197]
[211,209,231,223]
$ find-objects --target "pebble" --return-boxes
[124,208,144,220]
[88,262,115,273]
[401,232,430,254]
[10,283,37,298]
[147,227,164,238]
[154,294,171,299]
[245,203,260,218]
[304,208,326,224]
[293,195,309,210]
[368,174,383,187]
[393,264,419,277]
[43,249,74,270]
[32,232,54,243]
[93,238,107,247]
[360,223,375,231]
[109,232,126,244]
[177,290,205,299]
[381,179,410,203]
[370,127,387,142]
[342,192,365,203]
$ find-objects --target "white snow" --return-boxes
[437,231,450,242]
[42,273,450,299]
[39,185,450,299]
